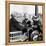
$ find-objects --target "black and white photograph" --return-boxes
[10,4,43,43]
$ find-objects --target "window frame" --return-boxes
[6,1,45,45]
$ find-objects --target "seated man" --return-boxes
[10,12,27,33]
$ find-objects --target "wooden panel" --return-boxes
[42,4,45,42]
[6,1,10,45]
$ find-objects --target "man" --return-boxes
[10,12,27,33]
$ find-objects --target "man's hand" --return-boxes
[19,23,25,27]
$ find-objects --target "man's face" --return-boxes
[14,13,25,23]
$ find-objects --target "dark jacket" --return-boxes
[10,17,27,33]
